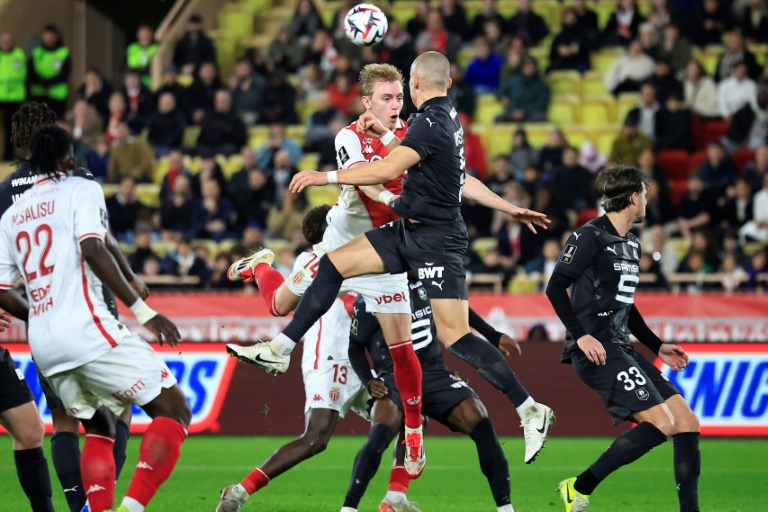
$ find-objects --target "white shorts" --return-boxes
[288,250,410,315]
[303,364,370,420]
[47,334,177,420]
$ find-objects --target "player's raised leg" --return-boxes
[377,431,421,512]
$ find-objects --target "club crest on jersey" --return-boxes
[636,387,650,401]
[329,387,340,403]
[363,137,373,144]
[560,244,577,264]
[418,287,427,301]
[338,146,350,165]
[363,145,374,154]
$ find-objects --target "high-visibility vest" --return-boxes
[0,47,27,102]
[30,46,69,100]
[126,42,157,87]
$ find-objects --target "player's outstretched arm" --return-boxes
[468,307,521,356]
[0,290,29,322]
[81,238,180,346]
[463,175,550,233]
[105,232,149,299]
[289,146,420,193]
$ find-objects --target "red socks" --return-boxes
[388,340,423,430]
[240,467,270,495]
[125,417,187,507]
[81,434,116,512]
[254,263,286,316]
[388,465,410,494]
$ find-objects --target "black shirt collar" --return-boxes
[417,95,452,112]
[596,214,621,237]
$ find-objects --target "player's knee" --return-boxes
[15,417,45,449]
[51,411,81,435]
[301,429,331,455]
[673,408,700,434]
[651,411,675,436]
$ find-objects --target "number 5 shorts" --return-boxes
[303,363,371,420]
[571,344,680,425]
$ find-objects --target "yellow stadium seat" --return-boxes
[102,183,118,198]
[591,47,625,73]
[286,125,306,146]
[299,98,320,124]
[224,154,244,179]
[248,126,269,148]
[524,123,556,147]
[594,1,618,30]
[547,70,582,97]
[700,47,723,75]
[240,0,272,12]
[529,46,549,72]
[563,126,589,149]
[182,126,201,148]
[390,6,416,27]
[321,8,336,29]
[637,0,652,16]
[594,126,620,156]
[582,70,610,98]
[190,239,221,259]
[153,156,170,184]
[306,184,339,207]
[582,98,615,127]
[484,124,515,156]
[748,44,768,65]
[616,92,640,124]
[186,156,202,174]
[534,1,562,32]
[548,95,580,125]
[298,152,320,171]
[475,95,504,125]
[457,47,475,71]
[218,5,254,40]
[135,184,161,209]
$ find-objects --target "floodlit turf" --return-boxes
[0,436,765,511]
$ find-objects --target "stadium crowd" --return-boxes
[1,0,767,293]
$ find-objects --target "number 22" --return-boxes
[15,224,54,281]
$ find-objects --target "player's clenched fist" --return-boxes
[290,170,328,193]
[356,112,388,138]
[144,314,182,347]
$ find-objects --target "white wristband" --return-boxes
[380,130,395,146]
[378,190,395,205]
[130,298,158,324]
[326,170,338,184]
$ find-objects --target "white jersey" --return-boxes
[317,119,408,254]
[301,296,354,375]
[0,175,127,377]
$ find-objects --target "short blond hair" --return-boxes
[359,63,405,97]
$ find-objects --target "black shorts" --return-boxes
[365,220,469,299]
[572,344,680,425]
[0,347,35,413]
[374,363,479,427]
[36,366,64,411]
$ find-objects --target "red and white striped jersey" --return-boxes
[0,175,128,377]
[317,118,408,254]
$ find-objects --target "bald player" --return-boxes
[232,52,555,476]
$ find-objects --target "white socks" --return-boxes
[121,497,145,512]
[384,490,408,503]
[340,507,357,512]
[515,396,536,419]
[270,333,296,356]
[497,504,515,512]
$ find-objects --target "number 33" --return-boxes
[616,366,647,391]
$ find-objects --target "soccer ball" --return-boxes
[344,3,388,47]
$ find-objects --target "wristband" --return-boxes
[378,190,395,205]
[326,170,338,184]
[380,130,395,145]
[130,298,158,324]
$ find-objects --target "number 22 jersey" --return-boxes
[0,175,126,377]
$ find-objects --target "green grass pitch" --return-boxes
[0,436,764,511]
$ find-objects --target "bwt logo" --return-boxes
[418,267,444,280]
[375,292,408,305]
[659,345,768,436]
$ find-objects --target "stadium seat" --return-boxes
[548,95,580,125]
[239,0,272,12]
[149,241,177,257]
[136,184,161,209]
[475,95,504,125]
[749,44,768,65]
[297,152,320,172]
[218,5,254,40]
[534,1,562,32]
[593,126,619,155]
[582,71,609,98]
[563,126,589,148]
[691,117,708,150]
[248,126,269,148]
[669,180,688,205]
[591,47,624,73]
[182,126,201,148]
[389,6,416,27]
[190,239,221,259]
[223,154,244,179]
[656,150,691,181]
[210,34,238,80]
[529,46,549,71]
[731,149,756,173]
[524,123,557,147]
[616,92,640,124]
[688,150,708,174]
[306,184,340,207]
[700,46,723,75]
[286,125,306,146]
[594,0,619,30]
[470,237,498,257]
[576,207,599,227]
[153,156,170,184]
[581,98,614,127]
[457,47,475,71]
[704,120,729,145]
[483,124,515,156]
[547,70,582,97]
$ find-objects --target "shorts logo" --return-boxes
[136,461,154,470]
[418,266,444,279]
[15,368,24,381]
[292,272,302,285]
[112,379,147,401]
[375,292,408,305]
[329,387,340,403]
[313,394,323,402]
[636,387,650,401]
[431,280,444,291]
[560,244,577,264]
[160,368,170,381]
[417,287,427,301]
[338,146,350,165]
[406,396,421,406]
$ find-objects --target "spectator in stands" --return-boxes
[484,155,514,197]
[163,240,210,288]
[302,29,334,74]
[715,31,761,82]
[738,0,768,44]
[739,173,768,242]
[471,0,506,39]
[230,146,274,230]
[256,122,303,170]
[676,249,711,292]
[724,87,768,150]
[259,67,299,125]
[500,37,528,83]
[129,231,157,274]
[267,183,311,241]
[675,174,716,237]
[683,59,720,118]
[192,179,236,242]
[696,140,737,194]
[549,146,594,212]
[269,25,304,73]
[637,252,669,290]
[579,141,607,173]
[457,113,486,181]
[507,0,549,47]
[718,61,758,119]
[229,57,266,126]
[603,39,655,95]
[77,67,113,125]
[415,9,460,62]
[538,128,568,174]
[85,136,110,182]
[573,0,599,49]
[649,58,684,105]
[173,14,216,76]
[65,99,102,150]
[447,64,476,118]
[210,253,242,290]
[465,37,504,94]
[439,0,468,40]
[648,0,679,30]
[192,149,229,198]
[638,149,673,220]
[106,176,141,242]
[296,64,324,103]
[609,110,652,164]
[721,176,755,231]
[496,57,549,123]
[160,149,192,201]
[125,23,157,88]
[548,8,590,73]
[146,93,186,156]
[187,61,223,125]
[268,149,299,203]
[638,22,659,59]
[482,18,510,56]
[304,91,340,152]
[505,129,536,179]
[494,182,539,279]
[382,18,415,75]
[107,122,154,182]
[326,70,361,117]
[407,0,431,39]
[120,70,154,132]
[656,92,693,151]
[603,0,644,47]
[626,83,662,140]
[689,229,721,269]
[161,173,195,241]
[657,24,692,72]
[717,252,748,292]
[524,238,562,288]
[155,65,188,114]
[692,0,730,47]
[197,89,247,156]
[526,324,551,343]
[315,116,346,172]
[643,225,679,275]
[721,228,751,267]
[745,249,768,288]
[291,0,324,47]
[742,144,768,190]
[28,24,71,118]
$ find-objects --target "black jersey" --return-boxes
[350,279,443,372]
[394,96,466,230]
[552,215,642,362]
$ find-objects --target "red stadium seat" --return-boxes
[691,117,708,150]
[704,120,729,144]
[688,150,708,174]
[576,208,600,227]
[670,180,689,205]
[730,149,756,173]
[655,150,690,181]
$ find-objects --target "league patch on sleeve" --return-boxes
[100,207,109,229]
[560,244,577,264]
[338,146,350,165]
